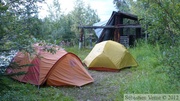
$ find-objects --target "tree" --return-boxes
[46,0,62,21]
[41,0,75,45]
[0,0,44,52]
[70,0,100,49]
[113,0,131,13]
[60,14,76,44]
[131,0,180,45]
[0,0,44,92]
[42,0,100,48]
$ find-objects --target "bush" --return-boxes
[162,45,180,85]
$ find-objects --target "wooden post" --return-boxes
[136,28,141,39]
[119,15,123,43]
[114,15,121,42]
[79,28,84,49]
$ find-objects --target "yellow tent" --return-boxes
[83,40,138,71]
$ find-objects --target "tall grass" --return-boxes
[115,41,180,101]
[0,78,74,101]
[64,45,91,60]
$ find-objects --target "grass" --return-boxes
[0,41,179,101]
[63,46,91,60]
[0,78,74,101]
[115,42,180,100]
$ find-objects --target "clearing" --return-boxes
[58,68,133,101]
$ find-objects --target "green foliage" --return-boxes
[0,0,44,52]
[0,76,10,92]
[132,0,180,45]
[42,0,100,45]
[162,44,180,85]
[0,0,45,95]
[69,0,100,37]
[115,41,180,100]
[47,0,62,21]
[113,0,131,13]
[123,0,180,95]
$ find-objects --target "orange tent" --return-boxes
[7,44,94,87]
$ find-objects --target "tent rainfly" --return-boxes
[83,40,138,71]
[6,44,94,87]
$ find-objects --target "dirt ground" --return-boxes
[58,69,132,101]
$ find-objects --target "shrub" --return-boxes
[162,45,180,85]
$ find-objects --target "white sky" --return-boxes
[38,0,117,21]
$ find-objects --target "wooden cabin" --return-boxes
[79,11,143,47]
